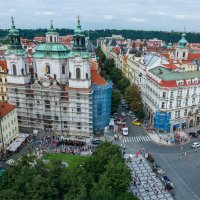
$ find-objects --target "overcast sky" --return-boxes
[1,0,200,32]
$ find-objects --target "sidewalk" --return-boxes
[125,154,174,200]
[147,131,190,146]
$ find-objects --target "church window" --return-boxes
[46,65,50,74]
[13,64,17,75]
[50,36,52,42]
[25,64,27,73]
[76,68,81,79]
[21,68,24,75]
[62,65,65,74]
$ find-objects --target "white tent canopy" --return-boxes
[6,133,29,152]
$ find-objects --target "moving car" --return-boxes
[122,127,128,136]
[191,142,200,148]
[132,121,141,126]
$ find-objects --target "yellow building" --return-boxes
[122,55,127,77]
[0,103,19,152]
[0,60,7,102]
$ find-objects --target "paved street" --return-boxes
[109,105,200,200]
[121,135,151,143]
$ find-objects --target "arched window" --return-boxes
[183,52,185,58]
[69,72,71,78]
[13,64,17,75]
[86,73,88,79]
[46,65,50,74]
[76,68,81,79]
[25,64,27,74]
[62,65,65,74]
[50,36,52,42]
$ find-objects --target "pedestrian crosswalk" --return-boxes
[122,135,151,143]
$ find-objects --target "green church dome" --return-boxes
[35,43,69,52]
[178,33,187,48]
[33,43,70,59]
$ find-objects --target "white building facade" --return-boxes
[5,19,95,137]
[0,102,19,152]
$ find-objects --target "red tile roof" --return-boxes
[161,52,170,59]
[0,60,7,73]
[162,64,178,70]
[188,53,200,61]
[0,103,16,118]
[91,63,107,85]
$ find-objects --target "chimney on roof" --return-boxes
[159,68,163,74]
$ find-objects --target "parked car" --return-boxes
[132,121,141,126]
[188,132,198,138]
[191,142,200,148]
[91,139,101,145]
[146,127,155,133]
[197,130,200,134]
[162,176,174,190]
[162,176,171,184]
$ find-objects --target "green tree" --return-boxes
[110,68,122,84]
[99,158,131,197]
[116,192,138,200]
[117,77,130,94]
[103,58,115,75]
[111,90,121,112]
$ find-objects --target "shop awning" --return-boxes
[5,133,29,152]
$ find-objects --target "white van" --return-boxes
[122,127,128,136]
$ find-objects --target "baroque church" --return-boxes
[5,17,112,136]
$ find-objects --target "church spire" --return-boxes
[50,19,53,29]
[77,14,81,27]
[11,16,15,28]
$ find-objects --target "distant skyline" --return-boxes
[1,0,200,32]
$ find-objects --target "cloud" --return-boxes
[129,17,145,22]
[103,15,115,20]
[156,11,167,16]
[173,14,200,20]
[34,11,57,16]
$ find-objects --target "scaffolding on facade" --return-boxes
[92,83,112,132]
[155,111,171,132]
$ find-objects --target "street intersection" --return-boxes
[107,105,200,200]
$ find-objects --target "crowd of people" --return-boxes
[27,134,93,158]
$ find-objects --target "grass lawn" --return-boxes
[43,153,89,169]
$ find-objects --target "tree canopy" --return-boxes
[0,142,138,200]
[1,29,200,44]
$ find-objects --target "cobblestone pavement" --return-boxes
[125,154,174,200]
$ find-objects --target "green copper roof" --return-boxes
[168,42,172,47]
[149,66,200,80]
[46,21,58,34]
[35,43,69,52]
[5,47,27,56]
[68,50,91,59]
[33,43,69,59]
[9,18,19,36]
[74,16,84,36]
[178,33,187,48]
